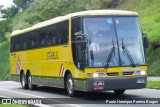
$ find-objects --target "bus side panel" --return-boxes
[29,45,71,87]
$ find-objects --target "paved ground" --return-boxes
[147,77,160,81]
[0,81,160,107]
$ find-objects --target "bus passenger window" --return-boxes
[50,33,56,45]
[15,36,20,51]
[16,43,19,51]
[52,36,56,45]
[31,40,35,48]
[39,33,46,47]
[47,33,53,45]
[23,42,27,49]
[56,33,62,44]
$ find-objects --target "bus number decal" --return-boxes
[47,50,58,60]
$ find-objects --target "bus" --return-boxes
[10,10,148,97]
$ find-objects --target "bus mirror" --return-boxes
[74,31,83,37]
[143,34,149,49]
[75,31,87,42]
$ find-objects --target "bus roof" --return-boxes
[11,10,138,37]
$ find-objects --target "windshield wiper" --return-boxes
[105,39,115,68]
[122,38,136,67]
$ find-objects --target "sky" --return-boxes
[0,0,14,8]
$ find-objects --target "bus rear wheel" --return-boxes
[20,72,28,89]
[27,73,36,90]
[66,74,75,97]
[114,90,125,94]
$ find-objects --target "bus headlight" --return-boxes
[87,73,106,78]
[135,70,147,76]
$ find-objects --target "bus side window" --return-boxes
[39,32,46,47]
[12,37,16,52]
[55,20,69,45]
[56,32,62,44]
[22,38,27,50]
[15,36,21,51]
[61,20,69,44]
[52,34,56,45]
[47,32,53,45]
[50,32,56,45]
[10,37,13,52]
[31,40,35,48]
[51,26,56,45]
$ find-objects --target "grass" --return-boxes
[147,81,160,89]
[147,48,160,76]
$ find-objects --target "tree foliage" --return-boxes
[0,5,18,19]
[22,0,113,25]
[13,0,34,11]
[0,20,11,42]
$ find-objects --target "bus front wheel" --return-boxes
[66,74,75,97]
[20,72,28,89]
[114,90,125,94]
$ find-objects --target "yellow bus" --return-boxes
[10,10,148,97]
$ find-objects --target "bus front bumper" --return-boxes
[85,76,147,91]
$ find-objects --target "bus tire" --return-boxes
[27,73,36,90]
[66,74,76,97]
[20,72,28,89]
[114,90,125,94]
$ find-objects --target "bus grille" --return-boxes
[122,71,134,75]
[106,72,119,76]
[106,71,134,77]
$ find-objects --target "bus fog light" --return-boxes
[140,70,146,75]
[135,71,146,75]
[93,73,99,78]
[87,73,106,78]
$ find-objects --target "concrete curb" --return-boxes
[147,77,160,81]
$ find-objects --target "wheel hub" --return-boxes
[67,79,73,94]
[28,76,32,88]
[22,75,25,86]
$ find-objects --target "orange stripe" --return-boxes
[59,64,63,76]
[61,66,64,76]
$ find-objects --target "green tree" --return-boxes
[13,0,34,11]
[0,5,18,19]
[0,20,11,42]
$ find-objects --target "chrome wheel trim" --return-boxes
[67,78,73,94]
[21,74,25,87]
[28,75,32,89]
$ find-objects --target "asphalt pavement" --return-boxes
[0,81,160,107]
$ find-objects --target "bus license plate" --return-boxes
[93,81,104,90]
[137,79,146,83]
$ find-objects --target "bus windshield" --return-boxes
[83,16,145,67]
